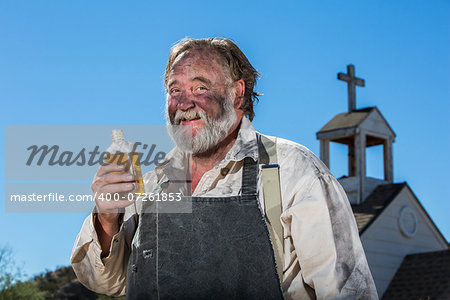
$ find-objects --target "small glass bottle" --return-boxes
[104,129,145,195]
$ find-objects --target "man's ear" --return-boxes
[233,79,245,109]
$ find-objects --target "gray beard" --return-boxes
[166,91,237,154]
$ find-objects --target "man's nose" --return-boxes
[177,90,195,111]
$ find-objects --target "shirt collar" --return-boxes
[223,116,259,164]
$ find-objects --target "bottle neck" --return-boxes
[111,129,125,142]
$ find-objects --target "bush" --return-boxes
[0,246,45,299]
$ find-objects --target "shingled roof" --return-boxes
[381,249,450,300]
[351,183,406,233]
[318,107,374,133]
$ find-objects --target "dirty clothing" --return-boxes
[71,117,378,299]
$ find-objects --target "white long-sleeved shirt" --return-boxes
[71,117,378,299]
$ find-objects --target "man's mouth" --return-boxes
[174,110,204,125]
[180,116,202,125]
[182,116,201,121]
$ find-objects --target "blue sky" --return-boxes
[1,0,449,278]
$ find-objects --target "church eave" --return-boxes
[352,182,406,235]
[355,182,449,248]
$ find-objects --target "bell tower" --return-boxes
[316,64,396,204]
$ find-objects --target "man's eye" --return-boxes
[170,89,180,95]
[194,86,208,94]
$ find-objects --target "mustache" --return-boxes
[173,109,207,124]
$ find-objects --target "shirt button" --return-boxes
[221,168,230,177]
[131,264,137,272]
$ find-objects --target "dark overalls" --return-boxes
[126,155,284,299]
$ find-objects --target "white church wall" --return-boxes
[360,186,448,297]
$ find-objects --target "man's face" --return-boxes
[166,50,238,154]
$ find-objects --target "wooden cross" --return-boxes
[338,64,365,112]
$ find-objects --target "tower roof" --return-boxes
[316,106,396,146]
[318,107,373,133]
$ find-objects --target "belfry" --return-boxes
[316,64,395,204]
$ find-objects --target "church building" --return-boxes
[316,65,449,299]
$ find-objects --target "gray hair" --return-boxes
[164,38,261,121]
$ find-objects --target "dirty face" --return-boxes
[165,50,238,154]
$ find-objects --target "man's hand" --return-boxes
[91,163,136,257]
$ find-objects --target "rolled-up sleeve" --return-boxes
[70,212,136,296]
[71,171,156,296]
[286,173,378,299]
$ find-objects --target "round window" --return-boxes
[398,206,418,238]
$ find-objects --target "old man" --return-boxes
[71,38,378,299]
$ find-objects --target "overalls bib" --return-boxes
[126,156,284,299]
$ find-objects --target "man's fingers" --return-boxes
[96,173,135,186]
[92,164,138,213]
[95,183,137,212]
[91,172,133,192]
[96,196,135,212]
[96,199,134,212]
[95,163,126,178]
[97,182,135,196]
